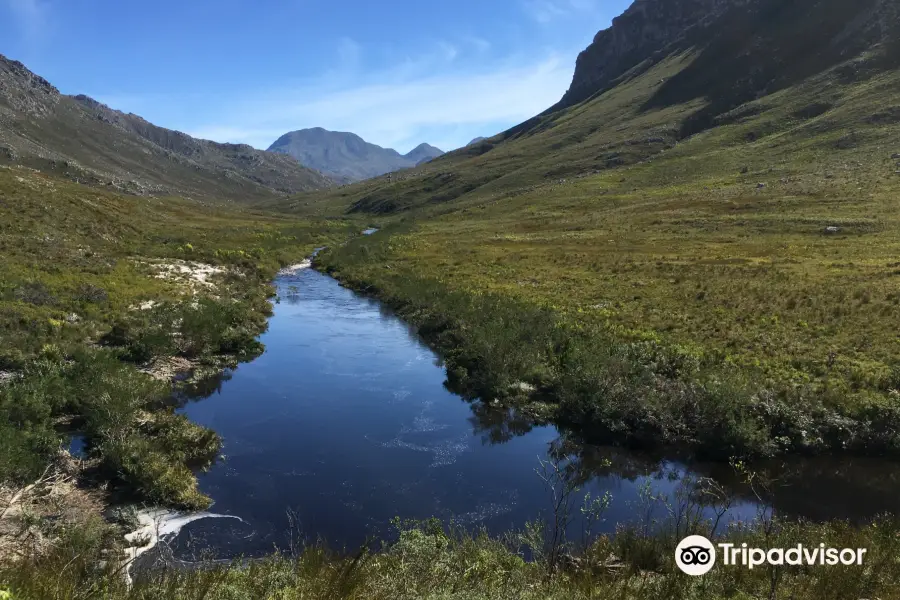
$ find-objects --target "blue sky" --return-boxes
[1,0,632,153]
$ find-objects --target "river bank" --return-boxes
[314,226,900,461]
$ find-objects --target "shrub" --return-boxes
[13,282,56,306]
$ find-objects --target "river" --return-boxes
[151,262,900,565]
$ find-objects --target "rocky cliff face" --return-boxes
[0,55,60,118]
[557,0,897,112]
[558,0,752,108]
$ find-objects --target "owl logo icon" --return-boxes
[676,535,716,575]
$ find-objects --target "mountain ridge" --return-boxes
[0,53,332,201]
[268,128,443,182]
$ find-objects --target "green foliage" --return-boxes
[100,432,213,510]
[103,297,266,363]
[0,349,217,507]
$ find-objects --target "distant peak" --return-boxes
[266,127,444,181]
[404,143,444,161]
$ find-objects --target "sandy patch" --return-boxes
[130,300,158,311]
[151,260,226,289]
[138,356,197,382]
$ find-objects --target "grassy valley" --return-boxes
[3,0,900,597]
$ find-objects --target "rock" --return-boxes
[892,153,900,159]
[65,313,80,324]
[756,182,766,189]
[557,0,755,108]
[509,381,537,394]
[824,226,841,234]
[0,370,20,384]
[740,166,749,174]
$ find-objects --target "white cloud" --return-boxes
[184,51,575,153]
[3,0,48,46]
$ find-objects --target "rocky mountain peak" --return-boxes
[404,143,444,165]
[556,0,898,114]
[0,54,61,117]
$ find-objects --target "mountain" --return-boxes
[267,128,443,182]
[556,0,898,114]
[0,54,332,201]
[405,143,444,166]
[467,137,487,146]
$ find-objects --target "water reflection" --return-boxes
[468,404,539,445]
[173,369,234,406]
[463,398,900,524]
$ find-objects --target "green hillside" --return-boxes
[0,55,333,202]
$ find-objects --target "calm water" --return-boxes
[164,265,900,562]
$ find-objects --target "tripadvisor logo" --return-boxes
[676,535,716,575]
[675,536,868,576]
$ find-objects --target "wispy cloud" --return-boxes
[522,0,598,24]
[185,51,574,153]
[464,36,492,54]
[336,37,361,68]
[3,0,49,47]
[437,41,459,63]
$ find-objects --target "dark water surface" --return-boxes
[168,267,900,562]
